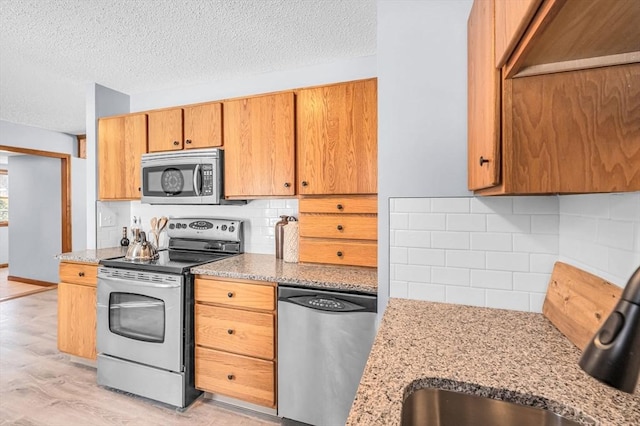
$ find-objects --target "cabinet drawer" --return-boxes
[59,262,98,287]
[299,195,377,214]
[195,346,275,408]
[299,238,377,267]
[299,214,377,240]
[195,305,274,359]
[195,278,275,310]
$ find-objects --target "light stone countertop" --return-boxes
[191,253,377,294]
[56,247,128,264]
[347,298,639,426]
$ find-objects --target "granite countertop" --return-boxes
[56,247,128,264]
[192,253,377,294]
[348,298,639,426]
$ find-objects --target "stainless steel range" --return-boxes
[97,217,243,409]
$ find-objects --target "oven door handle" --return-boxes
[99,275,181,289]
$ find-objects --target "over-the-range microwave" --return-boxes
[141,148,223,205]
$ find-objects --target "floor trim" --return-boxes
[7,276,57,287]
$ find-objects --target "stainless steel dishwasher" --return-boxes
[278,285,377,426]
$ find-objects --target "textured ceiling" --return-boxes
[0,0,376,135]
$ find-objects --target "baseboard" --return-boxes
[0,263,8,268]
[7,276,57,287]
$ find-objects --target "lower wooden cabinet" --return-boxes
[194,276,277,408]
[57,261,98,360]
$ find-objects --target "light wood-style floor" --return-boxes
[0,267,55,302]
[0,290,283,425]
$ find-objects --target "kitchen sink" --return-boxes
[401,388,581,426]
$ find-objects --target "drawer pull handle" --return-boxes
[173,141,180,146]
[336,225,343,231]
[337,251,343,257]
[185,139,192,144]
[336,204,344,210]
[227,374,234,380]
[479,156,490,166]
[227,292,234,298]
[227,329,234,335]
[78,272,85,277]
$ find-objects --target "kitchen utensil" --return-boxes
[158,216,168,232]
[275,215,289,259]
[125,231,159,261]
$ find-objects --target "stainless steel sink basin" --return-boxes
[401,388,581,426]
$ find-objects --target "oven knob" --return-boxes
[221,225,227,231]
[229,226,235,232]
[169,224,175,230]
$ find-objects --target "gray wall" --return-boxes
[8,155,61,283]
[0,160,7,265]
[377,0,474,314]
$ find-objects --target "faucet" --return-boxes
[579,265,640,393]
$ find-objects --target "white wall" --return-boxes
[0,157,7,265]
[8,155,61,283]
[377,0,474,314]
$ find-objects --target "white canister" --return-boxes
[283,219,299,263]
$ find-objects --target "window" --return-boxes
[0,169,7,224]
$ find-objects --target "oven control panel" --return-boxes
[167,218,242,242]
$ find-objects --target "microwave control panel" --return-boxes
[202,164,214,195]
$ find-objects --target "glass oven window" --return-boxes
[109,293,165,343]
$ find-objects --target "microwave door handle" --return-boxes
[193,164,201,196]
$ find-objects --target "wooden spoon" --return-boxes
[150,217,158,232]
[157,216,168,232]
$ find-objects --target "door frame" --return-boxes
[0,145,72,253]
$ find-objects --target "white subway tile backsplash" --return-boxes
[470,270,512,290]
[394,198,431,212]
[431,198,470,213]
[395,230,431,248]
[432,267,469,286]
[597,219,635,251]
[512,234,558,254]
[390,281,409,298]
[470,197,513,214]
[513,196,558,214]
[531,215,559,235]
[486,290,529,311]
[409,213,446,230]
[446,214,486,232]
[470,232,512,252]
[486,252,530,272]
[431,232,470,249]
[445,286,485,307]
[446,250,485,269]
[394,264,431,282]
[408,248,445,266]
[487,214,531,233]
[408,282,446,302]
[513,272,550,293]
[390,193,640,313]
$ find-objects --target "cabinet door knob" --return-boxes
[479,156,490,166]
[337,251,343,257]
[227,292,234,298]
[173,141,180,146]
[337,225,343,231]
[227,374,234,380]
[301,181,308,187]
[185,139,192,144]
[284,182,291,188]
[336,204,344,211]
[78,271,85,277]
[227,329,234,335]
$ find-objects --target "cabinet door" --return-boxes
[98,113,147,200]
[148,108,184,152]
[57,282,97,360]
[494,0,542,68]
[183,102,223,149]
[468,0,501,191]
[223,93,295,197]
[297,79,377,195]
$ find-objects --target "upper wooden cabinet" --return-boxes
[468,0,640,195]
[297,79,378,195]
[98,113,147,200]
[148,102,222,152]
[223,93,295,198]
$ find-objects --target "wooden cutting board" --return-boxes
[542,262,622,350]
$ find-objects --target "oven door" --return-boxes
[97,267,183,372]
